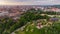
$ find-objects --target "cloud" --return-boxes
[0,0,60,5]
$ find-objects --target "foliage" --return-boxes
[0,8,59,34]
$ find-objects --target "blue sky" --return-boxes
[0,0,60,5]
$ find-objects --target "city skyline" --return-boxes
[0,0,60,5]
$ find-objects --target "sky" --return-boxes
[0,0,60,5]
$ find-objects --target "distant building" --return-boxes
[0,11,9,16]
[44,7,60,12]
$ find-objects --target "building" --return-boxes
[0,11,9,16]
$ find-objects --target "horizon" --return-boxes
[0,4,60,6]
